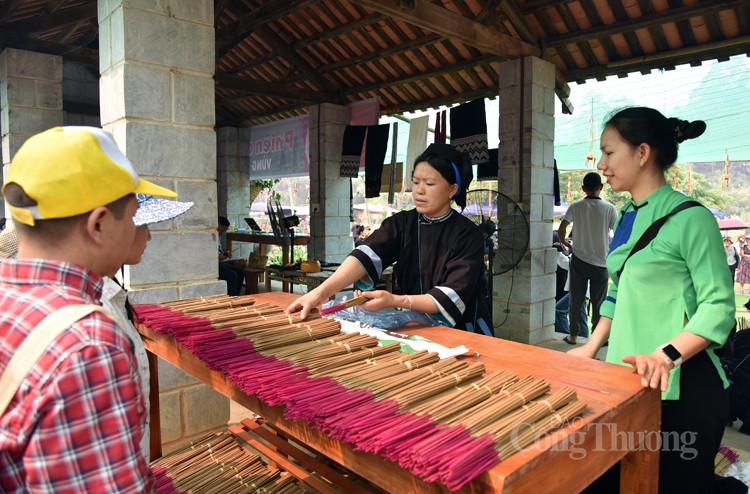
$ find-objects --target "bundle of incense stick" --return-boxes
[136,296,589,492]
[715,445,741,476]
[319,294,369,315]
[150,431,307,494]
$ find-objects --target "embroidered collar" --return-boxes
[419,209,453,224]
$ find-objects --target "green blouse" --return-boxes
[601,184,734,400]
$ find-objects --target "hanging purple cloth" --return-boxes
[449,98,488,164]
[340,125,368,177]
[434,110,447,144]
[364,124,391,198]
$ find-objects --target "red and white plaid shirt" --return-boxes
[0,259,153,493]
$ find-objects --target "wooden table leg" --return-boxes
[147,350,162,461]
[281,244,290,292]
[620,447,659,494]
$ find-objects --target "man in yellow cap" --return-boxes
[0,126,178,492]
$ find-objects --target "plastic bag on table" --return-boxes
[322,292,443,330]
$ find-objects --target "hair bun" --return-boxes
[669,117,706,143]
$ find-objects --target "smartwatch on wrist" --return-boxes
[658,343,682,369]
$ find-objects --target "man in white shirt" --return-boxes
[557,172,617,344]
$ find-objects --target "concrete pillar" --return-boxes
[0,48,64,218]
[63,62,101,127]
[98,0,228,450]
[216,126,257,260]
[495,56,557,344]
[308,103,351,263]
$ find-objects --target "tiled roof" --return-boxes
[1,0,748,125]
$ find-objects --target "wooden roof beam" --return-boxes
[545,0,746,48]
[498,0,572,114]
[349,0,538,59]
[3,3,97,33]
[564,36,750,82]
[0,0,22,23]
[216,0,317,58]
[215,74,344,105]
[349,0,572,112]
[0,31,98,66]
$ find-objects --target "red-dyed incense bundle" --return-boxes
[136,296,588,491]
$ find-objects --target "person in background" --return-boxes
[286,143,493,335]
[725,236,739,284]
[570,107,734,493]
[354,224,367,247]
[557,172,617,345]
[217,215,245,296]
[735,234,750,294]
[0,126,179,492]
[101,193,193,463]
[554,233,589,338]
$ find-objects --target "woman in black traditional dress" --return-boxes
[286,143,493,335]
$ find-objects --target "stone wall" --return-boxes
[0,48,63,218]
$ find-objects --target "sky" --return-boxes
[385,54,750,170]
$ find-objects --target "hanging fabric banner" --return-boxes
[450,98,488,164]
[247,115,309,179]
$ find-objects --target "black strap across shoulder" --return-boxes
[616,200,703,278]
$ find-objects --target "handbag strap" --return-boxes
[616,200,703,278]
[0,304,113,416]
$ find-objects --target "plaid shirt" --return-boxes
[0,259,153,493]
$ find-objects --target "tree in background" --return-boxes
[557,166,731,213]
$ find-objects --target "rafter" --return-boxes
[3,3,96,34]
[349,0,538,59]
[216,0,317,58]
[564,36,750,83]
[215,74,344,105]
[349,0,572,112]
[545,0,745,48]
[0,31,98,66]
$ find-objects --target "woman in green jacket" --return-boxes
[570,107,734,493]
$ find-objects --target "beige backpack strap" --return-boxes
[0,304,113,416]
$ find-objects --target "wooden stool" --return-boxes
[243,267,264,294]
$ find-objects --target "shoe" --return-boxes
[563,336,577,345]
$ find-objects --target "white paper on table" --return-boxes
[336,318,471,360]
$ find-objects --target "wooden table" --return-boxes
[226,232,310,291]
[139,292,660,493]
[226,231,310,266]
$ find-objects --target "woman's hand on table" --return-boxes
[621,352,673,391]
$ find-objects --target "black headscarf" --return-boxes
[413,143,473,209]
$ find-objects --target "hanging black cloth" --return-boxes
[477,148,498,181]
[553,159,561,206]
[449,98,488,164]
[364,124,391,198]
[339,125,367,178]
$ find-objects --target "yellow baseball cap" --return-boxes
[3,126,177,226]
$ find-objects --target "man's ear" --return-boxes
[84,206,110,246]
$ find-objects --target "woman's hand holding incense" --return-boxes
[355,289,400,312]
